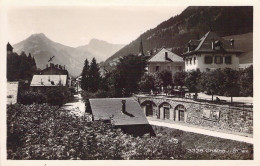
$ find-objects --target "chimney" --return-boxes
[211,39,215,50]
[46,64,48,68]
[230,39,234,48]
[165,52,168,59]
[64,65,66,70]
[188,43,191,52]
[122,100,126,114]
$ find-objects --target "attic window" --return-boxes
[214,41,222,50]
[165,52,168,59]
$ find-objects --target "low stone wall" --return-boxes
[137,96,253,135]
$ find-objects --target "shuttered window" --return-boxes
[205,56,213,64]
[225,56,232,64]
[214,56,223,64]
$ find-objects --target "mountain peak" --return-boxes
[89,38,108,45]
[31,33,46,37]
[29,33,48,40]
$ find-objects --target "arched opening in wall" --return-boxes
[140,100,157,117]
[159,102,172,120]
[174,104,186,122]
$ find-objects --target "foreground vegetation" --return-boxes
[7,103,253,160]
[7,104,185,160]
[152,126,253,160]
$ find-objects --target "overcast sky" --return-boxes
[7,6,187,47]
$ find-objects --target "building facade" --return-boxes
[41,63,68,76]
[147,48,184,75]
[182,31,243,72]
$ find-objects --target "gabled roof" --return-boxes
[147,48,183,63]
[182,31,244,56]
[89,98,149,126]
[30,75,67,86]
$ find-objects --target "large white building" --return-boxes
[182,31,244,72]
[147,48,184,75]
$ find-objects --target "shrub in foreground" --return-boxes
[7,104,253,160]
[7,103,184,160]
[18,91,47,105]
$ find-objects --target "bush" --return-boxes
[7,103,185,160]
[46,87,72,106]
[18,91,47,105]
[139,73,156,93]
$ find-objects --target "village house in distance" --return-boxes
[147,48,185,75]
[182,31,244,72]
[30,58,70,92]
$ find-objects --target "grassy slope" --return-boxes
[152,125,253,160]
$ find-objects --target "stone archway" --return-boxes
[158,102,173,120]
[174,104,186,122]
[140,100,157,117]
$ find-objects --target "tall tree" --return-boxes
[139,73,156,93]
[113,54,146,97]
[158,70,173,87]
[174,71,187,88]
[239,65,253,97]
[199,71,219,101]
[222,68,240,103]
[185,69,201,99]
[88,58,101,93]
[81,59,90,91]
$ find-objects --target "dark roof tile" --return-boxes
[89,98,149,126]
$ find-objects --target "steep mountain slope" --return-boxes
[105,6,253,65]
[76,39,124,62]
[13,34,125,76]
[13,33,83,76]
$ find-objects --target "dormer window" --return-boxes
[214,41,222,50]
[165,52,168,59]
[230,39,235,48]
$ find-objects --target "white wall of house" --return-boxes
[148,62,184,75]
[185,53,240,72]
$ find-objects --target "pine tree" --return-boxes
[81,59,90,91]
[88,58,101,92]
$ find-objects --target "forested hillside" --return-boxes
[105,6,253,65]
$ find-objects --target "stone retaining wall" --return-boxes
[137,96,253,135]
